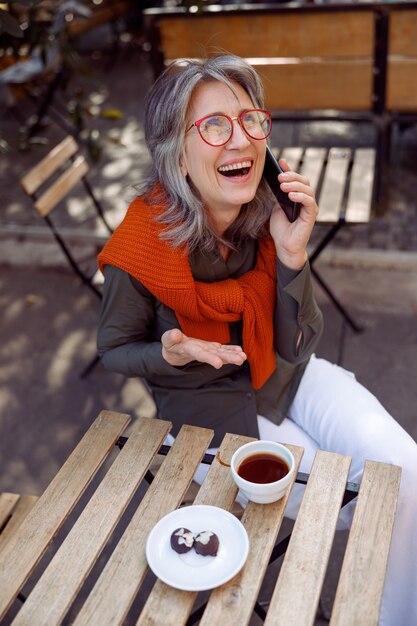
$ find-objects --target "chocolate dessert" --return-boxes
[170,527,194,554]
[194,530,219,556]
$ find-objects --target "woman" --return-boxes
[97,55,416,625]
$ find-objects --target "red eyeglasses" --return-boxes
[186,109,272,146]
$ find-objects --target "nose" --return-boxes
[227,117,251,148]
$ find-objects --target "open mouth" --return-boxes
[218,160,252,178]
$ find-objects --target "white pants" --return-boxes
[180,355,417,626]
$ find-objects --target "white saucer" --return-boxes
[146,504,249,591]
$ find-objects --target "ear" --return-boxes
[179,149,188,177]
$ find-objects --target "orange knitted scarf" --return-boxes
[98,194,277,389]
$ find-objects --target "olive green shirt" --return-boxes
[97,238,323,446]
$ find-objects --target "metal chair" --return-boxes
[275,146,376,334]
[21,135,113,377]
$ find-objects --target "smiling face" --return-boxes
[181,80,267,235]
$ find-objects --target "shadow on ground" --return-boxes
[0,266,155,495]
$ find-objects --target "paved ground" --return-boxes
[1,27,417,625]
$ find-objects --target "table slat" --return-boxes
[72,424,214,626]
[345,148,375,223]
[0,496,38,552]
[11,416,171,626]
[136,432,253,626]
[330,460,401,626]
[0,410,131,620]
[0,493,20,529]
[318,148,351,222]
[199,444,304,626]
[265,450,352,626]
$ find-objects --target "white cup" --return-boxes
[230,440,295,504]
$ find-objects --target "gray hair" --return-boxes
[143,54,274,253]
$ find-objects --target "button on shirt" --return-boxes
[97,238,323,447]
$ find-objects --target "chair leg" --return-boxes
[311,266,363,333]
[336,318,348,365]
[80,354,100,379]
[82,177,113,235]
[24,70,64,140]
[309,222,344,265]
[309,221,364,332]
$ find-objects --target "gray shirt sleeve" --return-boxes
[97,265,187,378]
[275,258,323,362]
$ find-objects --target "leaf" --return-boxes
[100,108,124,121]
[0,8,24,38]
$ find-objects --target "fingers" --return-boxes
[161,329,247,369]
[269,160,319,268]
[278,160,310,187]
[161,328,184,351]
[161,329,190,367]
[217,345,247,366]
[281,183,315,205]
[190,342,247,369]
[277,161,318,219]
[278,157,291,173]
[281,183,318,218]
[278,158,311,187]
[279,173,313,196]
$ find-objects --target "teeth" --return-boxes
[218,160,252,172]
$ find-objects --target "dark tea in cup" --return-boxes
[237,453,289,484]
[231,441,295,503]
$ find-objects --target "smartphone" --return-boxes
[263,146,300,223]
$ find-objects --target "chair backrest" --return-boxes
[21,136,112,299]
[149,8,376,112]
[386,8,417,112]
[21,136,88,218]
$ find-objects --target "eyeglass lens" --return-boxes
[198,110,271,146]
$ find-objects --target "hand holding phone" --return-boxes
[263,146,301,223]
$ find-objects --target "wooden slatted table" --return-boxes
[273,145,376,333]
[0,410,401,626]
